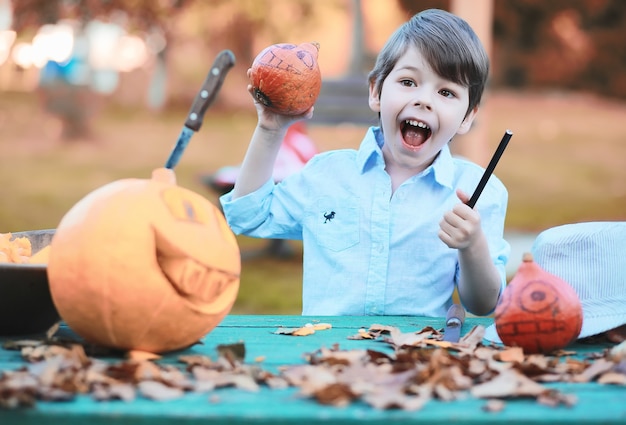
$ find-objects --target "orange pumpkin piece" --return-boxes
[250,42,322,115]
[0,233,32,263]
[494,252,583,354]
[29,245,51,264]
[48,168,241,354]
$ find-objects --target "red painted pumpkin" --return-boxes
[48,168,240,354]
[494,253,583,354]
[250,42,322,115]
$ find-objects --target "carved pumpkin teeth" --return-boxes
[401,119,431,147]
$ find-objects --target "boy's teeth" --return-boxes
[406,119,429,129]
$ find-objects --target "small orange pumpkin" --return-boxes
[250,42,322,115]
[494,253,583,354]
[48,168,240,354]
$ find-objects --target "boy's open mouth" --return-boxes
[401,119,431,148]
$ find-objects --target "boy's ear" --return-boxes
[368,82,381,112]
[457,106,479,135]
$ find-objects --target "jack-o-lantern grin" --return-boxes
[401,119,431,148]
[496,317,569,338]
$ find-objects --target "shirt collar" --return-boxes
[356,126,384,172]
[356,126,455,189]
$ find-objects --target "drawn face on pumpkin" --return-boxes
[496,280,566,337]
[156,186,240,314]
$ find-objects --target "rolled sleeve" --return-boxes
[219,179,274,235]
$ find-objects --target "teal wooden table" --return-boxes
[1,315,624,424]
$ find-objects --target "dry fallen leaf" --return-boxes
[610,341,626,361]
[127,350,162,362]
[496,347,525,363]
[292,326,316,337]
[347,328,376,340]
[482,398,506,412]
[274,322,332,336]
[572,358,615,383]
[597,371,626,385]
[312,323,332,331]
[91,382,136,402]
[312,383,356,407]
[138,380,184,401]
[216,342,246,363]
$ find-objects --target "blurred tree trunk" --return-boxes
[347,0,365,76]
[449,0,493,167]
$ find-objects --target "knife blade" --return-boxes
[165,49,236,169]
[443,303,466,342]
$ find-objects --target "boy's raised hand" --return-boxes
[438,189,482,250]
[247,69,314,133]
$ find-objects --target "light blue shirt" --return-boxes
[221,126,510,317]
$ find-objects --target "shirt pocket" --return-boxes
[309,196,360,252]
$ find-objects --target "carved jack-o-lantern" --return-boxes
[48,168,240,353]
[249,42,322,115]
[494,253,583,354]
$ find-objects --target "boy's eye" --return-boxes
[400,79,416,87]
[439,89,455,98]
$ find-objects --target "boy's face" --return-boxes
[369,46,478,174]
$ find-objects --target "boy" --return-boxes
[220,9,510,317]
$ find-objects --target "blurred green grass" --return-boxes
[1,90,625,314]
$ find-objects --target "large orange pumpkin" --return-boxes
[47,168,240,354]
[250,42,322,115]
[494,253,583,354]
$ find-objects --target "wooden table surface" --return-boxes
[1,315,624,424]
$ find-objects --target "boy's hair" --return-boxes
[368,9,489,117]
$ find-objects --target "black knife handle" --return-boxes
[184,49,236,131]
[446,303,466,326]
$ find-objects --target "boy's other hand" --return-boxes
[438,189,482,250]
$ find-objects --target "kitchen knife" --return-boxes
[165,49,236,169]
[443,303,466,342]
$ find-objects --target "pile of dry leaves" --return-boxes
[1,323,624,411]
[287,324,625,411]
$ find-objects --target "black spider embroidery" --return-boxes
[323,211,336,223]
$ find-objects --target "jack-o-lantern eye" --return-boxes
[518,280,558,313]
[161,188,210,225]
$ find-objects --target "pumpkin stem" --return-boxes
[521,252,534,262]
[152,168,177,185]
[252,88,273,109]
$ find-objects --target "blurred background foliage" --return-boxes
[10,0,626,104]
[402,0,626,100]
